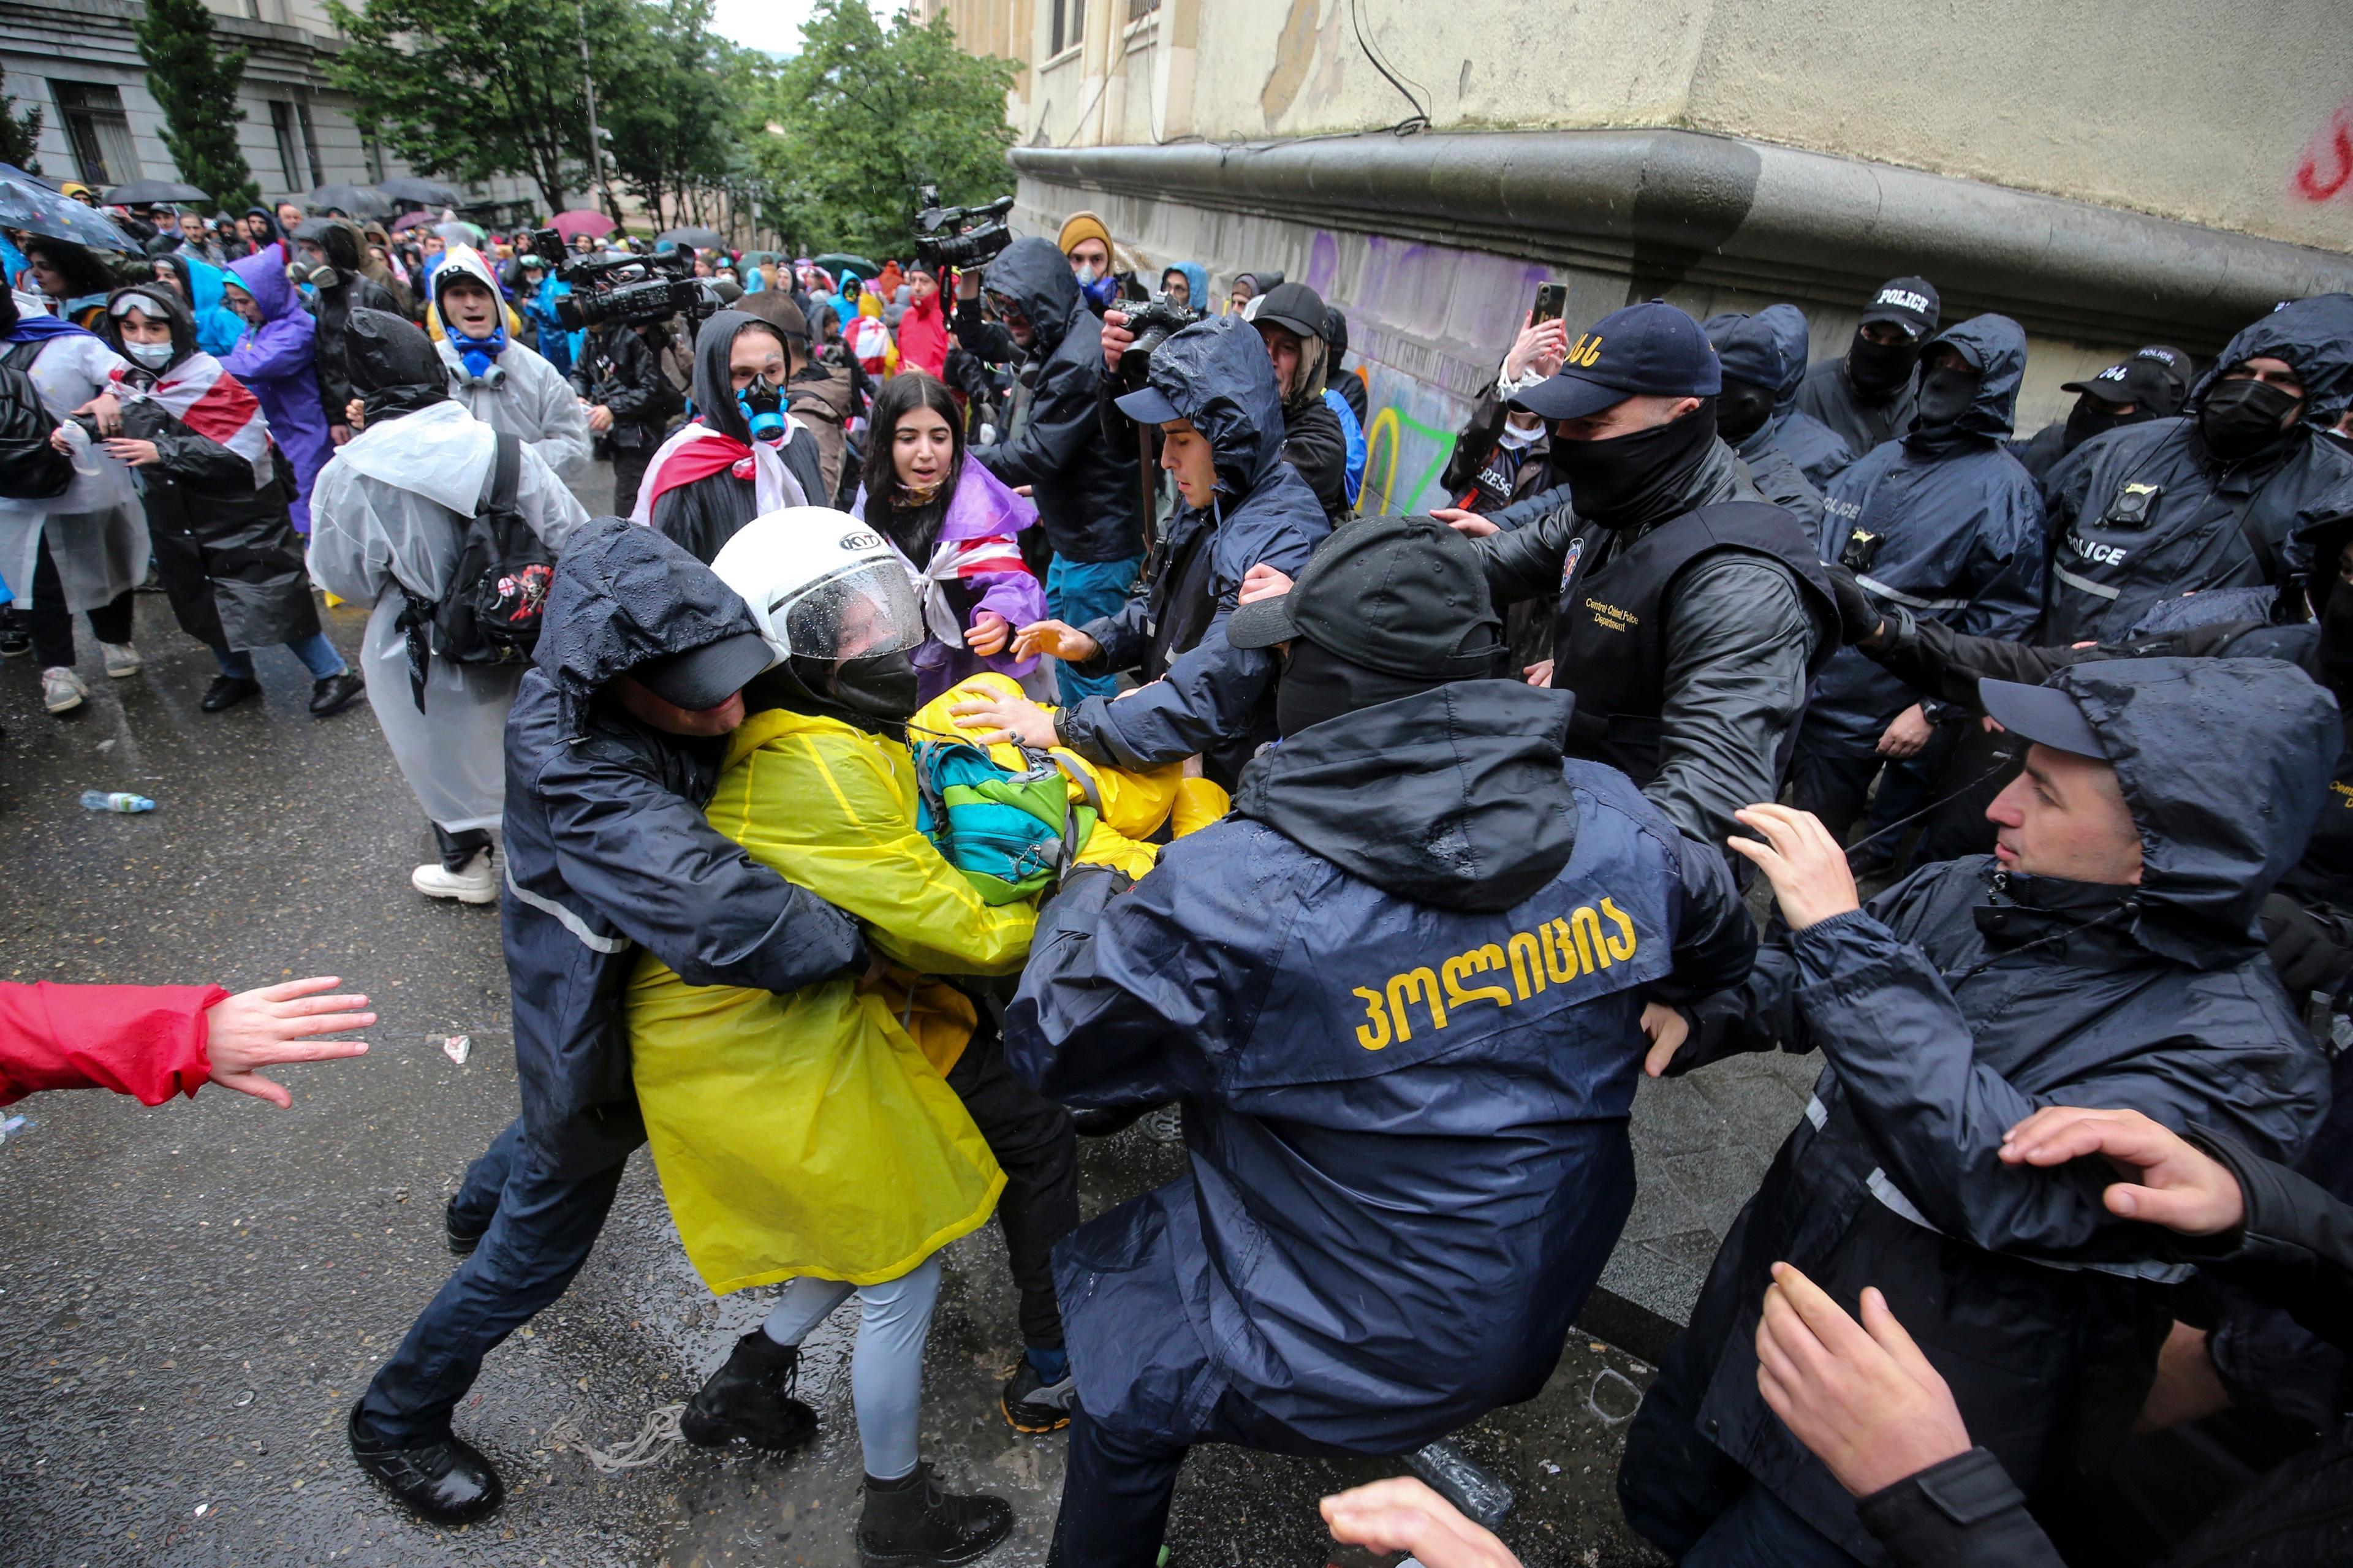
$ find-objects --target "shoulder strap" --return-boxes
[0,339,44,374]
[480,431,523,514]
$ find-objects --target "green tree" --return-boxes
[134,0,260,210]
[754,0,1017,259]
[325,0,639,216]
[0,70,43,174]
[601,0,741,231]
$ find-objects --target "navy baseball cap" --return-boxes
[1512,300,1722,421]
[1859,276,1941,341]
[1979,678,2108,760]
[1115,384,1181,423]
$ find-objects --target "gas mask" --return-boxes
[2199,376,2302,463]
[737,376,786,443]
[289,259,338,292]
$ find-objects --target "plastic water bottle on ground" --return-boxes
[0,1112,36,1148]
[1406,1437,1514,1528]
[80,790,156,813]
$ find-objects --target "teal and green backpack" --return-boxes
[911,737,1101,904]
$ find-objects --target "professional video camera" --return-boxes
[1115,294,1206,392]
[526,227,718,332]
[912,183,1016,273]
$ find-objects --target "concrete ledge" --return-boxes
[1011,129,2353,350]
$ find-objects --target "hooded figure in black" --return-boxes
[2010,343,2192,483]
[351,516,863,1524]
[1703,306,1836,531]
[1623,656,2336,1566]
[2042,293,2353,646]
[293,216,401,437]
[1041,314,1330,784]
[955,236,1142,569]
[97,283,363,716]
[1797,276,1941,459]
[1251,280,1354,525]
[640,309,825,564]
[1475,300,1840,846]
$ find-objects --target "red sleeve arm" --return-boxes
[0,982,226,1107]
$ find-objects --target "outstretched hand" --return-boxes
[1011,618,1101,665]
[1320,1477,1520,1568]
[204,976,374,1108]
[1999,1106,2246,1235]
[1728,805,1860,931]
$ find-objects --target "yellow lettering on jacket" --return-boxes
[1355,898,1643,1048]
[1583,598,1639,633]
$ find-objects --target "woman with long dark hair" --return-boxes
[853,371,1048,702]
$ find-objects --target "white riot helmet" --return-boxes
[710,507,925,666]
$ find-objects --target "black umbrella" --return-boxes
[377,175,463,208]
[813,251,879,279]
[306,182,394,218]
[656,225,727,249]
[102,178,211,206]
[0,167,137,252]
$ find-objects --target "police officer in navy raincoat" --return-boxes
[1790,314,2046,846]
[1006,517,1756,1566]
[1705,305,1844,532]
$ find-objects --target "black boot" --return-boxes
[680,1330,819,1452]
[310,669,365,717]
[856,1463,1013,1567]
[445,1195,488,1257]
[346,1401,503,1525]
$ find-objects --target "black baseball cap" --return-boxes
[1226,514,1501,679]
[2064,345,2194,415]
[630,630,775,712]
[1251,281,1328,343]
[1859,276,1941,341]
[1978,678,2107,760]
[1511,299,1723,422]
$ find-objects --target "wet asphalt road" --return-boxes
[1,462,1670,1567]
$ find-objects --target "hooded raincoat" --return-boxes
[637,309,825,562]
[2041,294,2353,646]
[0,313,148,616]
[1622,656,2338,1564]
[428,246,591,482]
[1705,308,1831,531]
[154,254,250,358]
[220,249,332,534]
[960,237,1142,565]
[307,311,588,833]
[100,285,318,653]
[1056,316,1331,780]
[895,284,950,380]
[499,517,865,1180]
[852,452,1050,702]
[1759,303,1856,489]
[1007,680,1755,1453]
[1801,314,2046,757]
[1161,262,1210,314]
[626,699,1036,1291]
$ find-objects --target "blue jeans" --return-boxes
[214,631,347,682]
[1045,552,1141,704]
[355,1118,627,1444]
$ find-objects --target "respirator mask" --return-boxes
[737,376,786,443]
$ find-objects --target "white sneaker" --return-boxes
[99,641,140,678]
[40,665,86,713]
[412,851,498,904]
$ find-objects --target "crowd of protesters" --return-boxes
[7,180,2353,1568]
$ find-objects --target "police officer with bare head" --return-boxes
[1464,300,1840,846]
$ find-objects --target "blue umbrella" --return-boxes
[0,165,137,253]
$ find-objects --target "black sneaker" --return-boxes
[680,1331,819,1452]
[1069,1104,1150,1138]
[445,1197,488,1257]
[346,1401,504,1526]
[1001,1355,1076,1433]
[0,624,27,658]
[856,1462,1012,1567]
[200,675,262,713]
[310,669,365,717]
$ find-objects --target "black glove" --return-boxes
[1822,561,1888,649]
[2259,892,2353,994]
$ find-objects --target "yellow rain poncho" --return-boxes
[908,673,1232,881]
[625,705,1037,1293]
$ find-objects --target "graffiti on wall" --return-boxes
[2293,101,2353,203]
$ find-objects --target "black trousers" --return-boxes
[431,824,493,872]
[945,1015,1077,1350]
[26,531,134,669]
[610,437,656,518]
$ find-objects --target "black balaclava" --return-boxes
[346,308,452,423]
[1845,328,1921,400]
[2063,393,2140,454]
[2199,376,2303,464]
[1715,376,1776,445]
[1550,398,1720,531]
[1913,362,1981,428]
[743,652,917,738]
[1275,638,1450,739]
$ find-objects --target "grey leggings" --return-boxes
[760,1254,942,1481]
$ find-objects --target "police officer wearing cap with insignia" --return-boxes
[1797,276,1942,458]
[2010,344,2193,483]
[1457,300,1839,847]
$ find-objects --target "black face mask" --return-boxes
[826,650,918,722]
[2063,395,2137,453]
[2199,377,2303,463]
[1913,365,1980,428]
[1846,329,1921,398]
[1550,400,1719,531]
[1715,377,1776,445]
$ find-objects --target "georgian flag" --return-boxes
[109,350,274,488]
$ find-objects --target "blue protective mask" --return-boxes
[1080,271,1119,309]
[737,376,785,442]
[448,322,509,382]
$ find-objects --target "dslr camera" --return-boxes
[1116,294,1206,392]
[912,183,1016,273]
[526,227,718,332]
